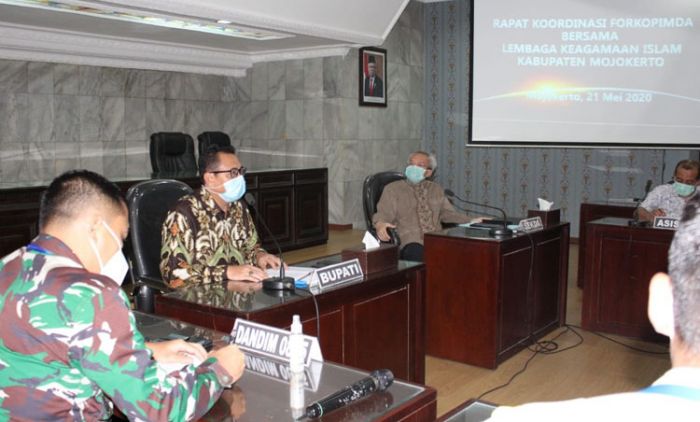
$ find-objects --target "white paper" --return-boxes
[537,198,554,211]
[362,231,381,250]
[265,266,316,281]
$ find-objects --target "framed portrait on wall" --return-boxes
[359,47,387,107]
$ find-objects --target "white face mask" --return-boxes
[89,221,129,285]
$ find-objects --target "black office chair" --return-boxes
[149,132,198,177]
[126,179,193,313]
[197,131,234,156]
[362,171,405,244]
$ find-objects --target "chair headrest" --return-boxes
[163,137,187,155]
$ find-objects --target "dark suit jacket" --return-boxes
[364,76,384,97]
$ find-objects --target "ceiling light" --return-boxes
[0,0,291,40]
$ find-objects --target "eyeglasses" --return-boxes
[210,166,247,178]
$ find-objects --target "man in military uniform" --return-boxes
[0,170,245,420]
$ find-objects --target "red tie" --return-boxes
[370,79,374,96]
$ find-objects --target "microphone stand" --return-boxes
[244,193,295,291]
[444,189,513,237]
[629,179,653,227]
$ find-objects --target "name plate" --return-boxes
[315,258,364,291]
[518,216,544,232]
[244,353,323,391]
[231,319,323,367]
[653,216,679,230]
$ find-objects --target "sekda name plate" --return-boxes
[315,258,364,291]
[232,319,323,367]
[653,216,679,230]
[518,216,544,232]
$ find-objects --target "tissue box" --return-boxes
[527,209,560,227]
[341,243,399,274]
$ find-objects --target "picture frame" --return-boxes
[359,47,387,107]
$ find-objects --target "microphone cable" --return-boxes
[294,286,322,344]
[476,325,583,401]
[476,323,668,401]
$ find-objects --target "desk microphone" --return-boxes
[629,179,653,227]
[302,369,394,419]
[243,193,295,291]
[444,189,513,237]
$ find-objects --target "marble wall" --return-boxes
[240,3,424,227]
[424,0,692,237]
[0,62,246,182]
[0,2,424,229]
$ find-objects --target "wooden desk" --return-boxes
[155,257,426,383]
[577,202,636,287]
[135,312,436,422]
[437,399,497,422]
[424,223,570,369]
[0,168,327,257]
[581,217,672,341]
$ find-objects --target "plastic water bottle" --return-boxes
[289,314,305,410]
[289,314,305,372]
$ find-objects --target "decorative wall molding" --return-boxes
[251,46,352,64]
[109,0,388,46]
[0,22,351,76]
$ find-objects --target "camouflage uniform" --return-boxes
[160,187,265,288]
[0,235,231,421]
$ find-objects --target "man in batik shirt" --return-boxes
[160,145,282,288]
[0,170,245,420]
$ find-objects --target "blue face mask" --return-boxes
[673,181,696,197]
[217,175,246,202]
[405,165,426,184]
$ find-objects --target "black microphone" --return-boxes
[243,193,295,291]
[444,189,513,237]
[303,369,394,419]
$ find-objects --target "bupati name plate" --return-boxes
[315,258,364,291]
[653,216,679,230]
[231,319,323,367]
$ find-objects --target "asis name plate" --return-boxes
[653,216,679,230]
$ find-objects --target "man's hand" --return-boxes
[209,345,245,384]
[375,221,397,242]
[256,252,286,270]
[637,207,663,222]
[146,339,207,364]
[226,264,267,282]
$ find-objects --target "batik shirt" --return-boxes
[0,235,230,421]
[372,179,472,246]
[160,187,265,288]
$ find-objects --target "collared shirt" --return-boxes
[372,179,472,246]
[0,235,229,421]
[640,183,695,219]
[487,367,700,421]
[160,186,264,288]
